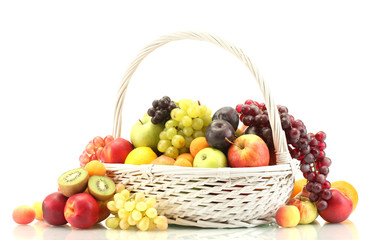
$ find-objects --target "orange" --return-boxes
[331,181,358,212]
[176,153,194,165]
[290,178,307,199]
[85,160,106,176]
[190,137,210,157]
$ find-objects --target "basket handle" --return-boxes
[112,31,292,165]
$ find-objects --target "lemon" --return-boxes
[125,147,157,165]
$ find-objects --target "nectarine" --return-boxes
[42,192,68,226]
[319,188,353,223]
[64,193,99,229]
[101,138,133,164]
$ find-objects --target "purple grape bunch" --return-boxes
[236,99,332,211]
[147,96,177,124]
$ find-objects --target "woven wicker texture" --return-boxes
[105,31,299,228]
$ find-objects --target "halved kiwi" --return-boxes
[58,168,89,197]
[88,175,115,201]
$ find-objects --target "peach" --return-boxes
[13,205,35,224]
[176,153,194,165]
[275,205,300,228]
[174,158,193,167]
[319,188,353,223]
[288,196,318,224]
[151,155,175,165]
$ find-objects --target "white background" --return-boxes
[1,0,370,239]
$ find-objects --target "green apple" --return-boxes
[193,147,227,168]
[130,115,164,152]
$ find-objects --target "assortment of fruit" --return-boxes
[13,160,168,231]
[12,96,359,230]
[276,178,358,228]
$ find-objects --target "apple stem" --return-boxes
[225,137,241,149]
[139,119,143,125]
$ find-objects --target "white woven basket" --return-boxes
[105,31,299,228]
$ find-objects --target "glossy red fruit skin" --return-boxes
[318,188,353,223]
[100,138,134,164]
[227,134,270,167]
[64,193,99,229]
[42,192,68,226]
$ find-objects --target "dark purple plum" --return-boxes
[205,120,236,152]
[212,106,240,131]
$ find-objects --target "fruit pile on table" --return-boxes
[13,97,358,230]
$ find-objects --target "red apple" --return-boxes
[100,137,134,164]
[42,192,68,226]
[227,134,270,167]
[64,193,99,229]
[319,188,353,223]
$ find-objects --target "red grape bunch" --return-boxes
[79,135,114,167]
[236,99,332,211]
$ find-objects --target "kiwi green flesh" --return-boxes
[88,175,115,201]
[58,168,89,197]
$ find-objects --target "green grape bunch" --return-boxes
[105,184,168,231]
[157,99,212,158]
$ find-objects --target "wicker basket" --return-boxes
[105,31,299,228]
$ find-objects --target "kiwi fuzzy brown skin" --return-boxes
[58,168,89,197]
[88,175,116,201]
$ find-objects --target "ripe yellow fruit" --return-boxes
[125,147,157,165]
[32,202,43,221]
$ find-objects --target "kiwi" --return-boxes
[88,175,115,201]
[58,168,89,197]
